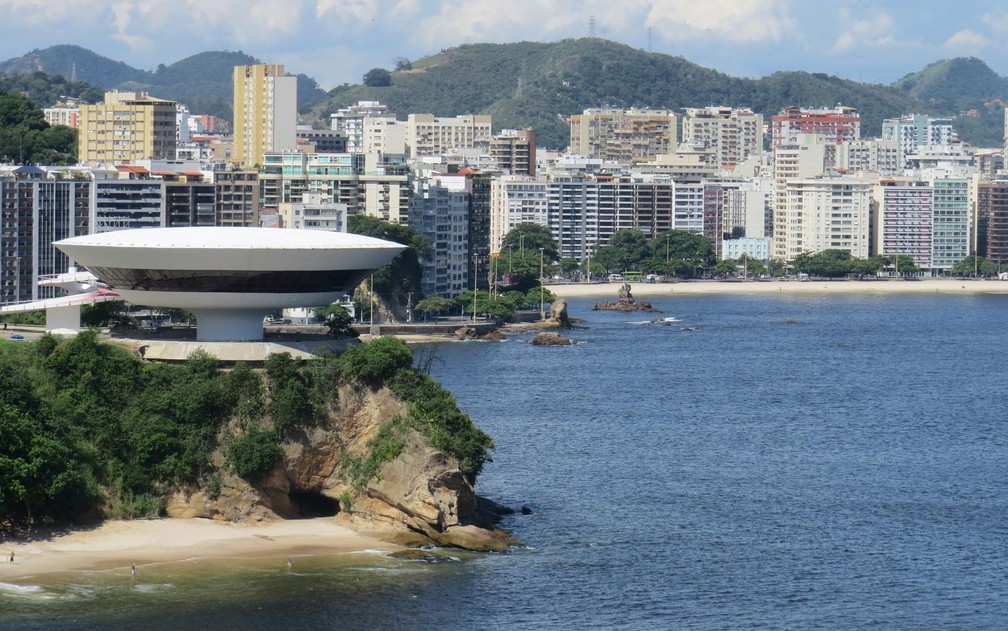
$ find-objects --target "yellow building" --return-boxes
[78,92,177,167]
[233,64,297,168]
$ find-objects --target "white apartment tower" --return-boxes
[781,177,873,260]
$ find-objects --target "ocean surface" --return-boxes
[3,293,1008,630]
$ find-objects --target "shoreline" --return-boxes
[547,278,1008,298]
[0,517,396,581]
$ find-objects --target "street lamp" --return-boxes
[539,247,545,320]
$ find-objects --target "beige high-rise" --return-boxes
[78,92,177,167]
[233,64,297,168]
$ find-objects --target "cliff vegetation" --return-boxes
[0,331,509,550]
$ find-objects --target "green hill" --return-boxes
[0,46,328,121]
[313,39,1007,150]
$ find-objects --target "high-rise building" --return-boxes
[405,114,492,158]
[882,114,959,170]
[330,101,395,153]
[0,167,90,304]
[490,128,537,176]
[569,108,677,164]
[411,173,471,297]
[78,91,177,167]
[873,179,933,268]
[681,106,763,169]
[233,64,297,168]
[771,105,860,169]
[977,181,1008,264]
[779,177,873,260]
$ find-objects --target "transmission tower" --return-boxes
[588,16,597,38]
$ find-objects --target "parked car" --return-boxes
[9,334,24,340]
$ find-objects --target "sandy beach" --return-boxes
[0,517,395,581]
[547,278,1008,298]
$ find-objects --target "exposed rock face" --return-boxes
[531,332,573,346]
[547,297,572,328]
[166,385,515,552]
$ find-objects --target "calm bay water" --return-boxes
[3,293,1008,629]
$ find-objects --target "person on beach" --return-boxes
[287,558,292,571]
[131,563,136,578]
[8,551,13,563]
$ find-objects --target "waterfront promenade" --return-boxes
[547,278,1008,298]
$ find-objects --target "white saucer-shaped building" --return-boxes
[55,227,405,341]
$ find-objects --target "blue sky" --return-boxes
[1,0,1007,89]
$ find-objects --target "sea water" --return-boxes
[3,294,1008,629]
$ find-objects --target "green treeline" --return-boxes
[0,89,77,164]
[0,332,492,528]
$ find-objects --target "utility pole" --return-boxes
[406,291,412,323]
[472,258,477,323]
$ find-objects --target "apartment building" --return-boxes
[330,101,395,152]
[681,106,763,169]
[568,108,678,164]
[233,64,297,168]
[836,139,901,176]
[78,91,177,167]
[977,181,1008,264]
[279,191,348,231]
[873,179,933,268]
[489,128,537,176]
[411,173,470,297]
[0,167,90,304]
[780,177,873,260]
[405,114,492,158]
[882,114,959,170]
[259,152,411,224]
[772,105,860,170]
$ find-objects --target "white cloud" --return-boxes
[831,9,896,53]
[646,0,797,43]
[982,13,1008,37]
[944,29,990,49]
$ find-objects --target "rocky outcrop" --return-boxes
[592,283,661,313]
[166,385,516,552]
[531,332,573,346]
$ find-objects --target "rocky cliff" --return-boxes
[167,383,516,552]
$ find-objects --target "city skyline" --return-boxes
[3,1,1008,90]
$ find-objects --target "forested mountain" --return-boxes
[313,39,1008,149]
[0,46,328,121]
[3,40,1008,148]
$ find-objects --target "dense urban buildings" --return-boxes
[8,56,1008,310]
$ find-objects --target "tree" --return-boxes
[951,255,997,277]
[650,230,715,278]
[792,249,853,278]
[738,255,767,277]
[315,303,358,338]
[713,259,738,278]
[501,223,558,263]
[362,68,392,87]
[347,215,429,319]
[888,254,920,277]
[604,229,649,271]
[559,257,580,278]
[415,296,456,319]
[394,57,413,71]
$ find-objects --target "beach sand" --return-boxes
[0,517,396,581]
[547,278,1008,298]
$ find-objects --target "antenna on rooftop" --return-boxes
[588,16,597,38]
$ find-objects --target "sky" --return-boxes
[2,0,1008,89]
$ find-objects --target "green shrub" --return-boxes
[224,428,284,482]
[340,336,414,388]
[341,421,405,491]
[265,353,311,434]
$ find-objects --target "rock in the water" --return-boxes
[592,283,661,312]
[531,332,573,346]
[521,505,533,515]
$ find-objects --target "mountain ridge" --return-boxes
[2,40,1006,149]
